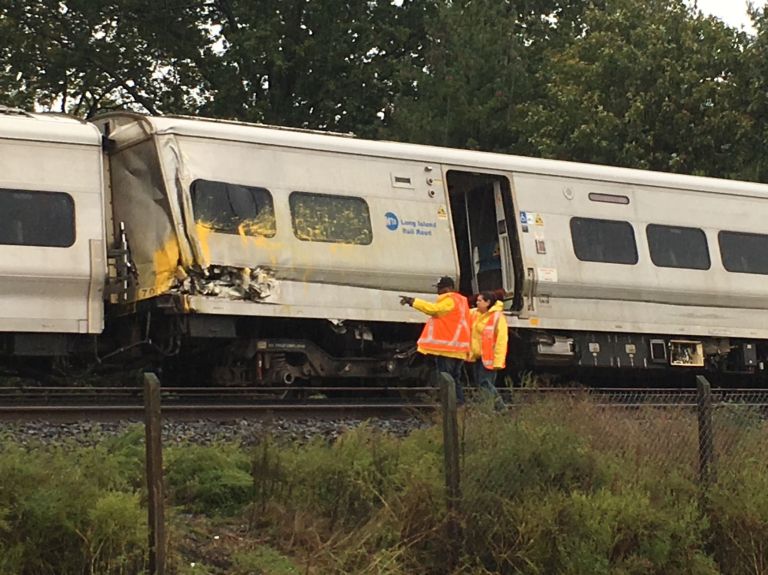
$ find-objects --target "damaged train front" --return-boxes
[98,113,440,388]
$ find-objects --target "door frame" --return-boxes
[443,168,524,312]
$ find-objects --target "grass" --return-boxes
[1,396,768,573]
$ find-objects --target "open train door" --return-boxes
[445,170,523,312]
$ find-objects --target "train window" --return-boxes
[0,189,75,248]
[719,231,768,275]
[290,192,372,245]
[570,217,638,264]
[191,179,276,237]
[647,224,710,270]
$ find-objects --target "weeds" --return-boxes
[2,398,768,574]
[165,444,254,515]
[0,442,146,574]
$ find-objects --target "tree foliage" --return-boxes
[2,0,768,180]
[518,0,754,178]
[387,0,602,152]
[200,0,431,136]
[0,0,212,116]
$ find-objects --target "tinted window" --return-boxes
[290,192,372,245]
[0,189,75,247]
[191,179,276,237]
[570,217,637,264]
[719,231,768,275]
[647,224,710,270]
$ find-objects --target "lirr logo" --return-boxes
[385,212,399,231]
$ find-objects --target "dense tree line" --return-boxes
[1,0,767,180]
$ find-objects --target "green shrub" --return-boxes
[706,459,768,574]
[166,443,254,515]
[462,414,609,500]
[457,409,717,574]
[498,489,717,575]
[101,424,148,488]
[266,426,403,528]
[6,399,768,574]
[0,442,146,574]
[86,491,147,573]
[248,425,447,573]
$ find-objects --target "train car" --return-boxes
[0,107,106,364]
[97,112,454,384]
[3,106,768,384]
[508,164,768,375]
[96,111,768,383]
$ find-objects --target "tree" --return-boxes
[203,0,430,136]
[518,0,752,178]
[0,0,214,117]
[386,0,601,152]
[0,0,428,133]
[1,0,764,183]
[732,2,768,181]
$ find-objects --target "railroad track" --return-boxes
[1,385,768,422]
[0,386,439,421]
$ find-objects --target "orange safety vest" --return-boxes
[481,311,506,369]
[417,292,471,354]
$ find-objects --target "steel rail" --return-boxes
[2,387,768,423]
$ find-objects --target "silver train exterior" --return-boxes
[2,106,767,382]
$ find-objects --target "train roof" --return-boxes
[0,107,102,146]
[98,111,768,198]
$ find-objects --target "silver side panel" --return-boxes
[0,116,107,334]
[509,299,768,339]
[162,134,456,293]
[512,172,768,335]
[186,284,434,323]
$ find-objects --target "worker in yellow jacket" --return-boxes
[469,291,508,407]
[400,276,471,404]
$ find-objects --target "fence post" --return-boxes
[439,372,461,570]
[696,375,715,488]
[144,372,166,575]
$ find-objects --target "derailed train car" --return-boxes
[2,105,768,384]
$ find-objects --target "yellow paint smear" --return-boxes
[151,236,181,297]
[195,222,213,268]
[195,220,284,268]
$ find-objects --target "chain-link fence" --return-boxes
[438,375,768,573]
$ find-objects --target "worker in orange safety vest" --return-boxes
[468,291,508,408]
[400,276,471,404]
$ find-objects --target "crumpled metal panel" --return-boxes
[178,266,278,301]
[109,131,284,304]
[109,138,183,301]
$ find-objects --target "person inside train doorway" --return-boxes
[400,276,471,404]
[469,291,508,410]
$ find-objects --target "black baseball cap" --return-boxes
[434,276,455,289]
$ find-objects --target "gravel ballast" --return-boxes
[0,416,432,447]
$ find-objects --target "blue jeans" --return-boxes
[435,356,465,405]
[472,361,504,408]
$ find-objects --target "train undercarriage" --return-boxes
[2,305,767,388]
[519,330,767,386]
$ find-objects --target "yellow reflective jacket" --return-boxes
[469,300,508,369]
